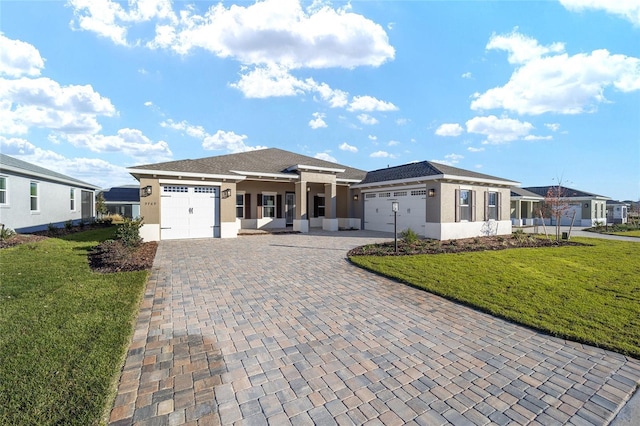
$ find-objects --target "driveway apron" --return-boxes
[109,231,640,425]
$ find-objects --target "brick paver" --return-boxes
[109,230,640,425]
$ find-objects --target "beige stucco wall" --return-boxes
[138,177,160,225]
[220,183,236,223]
[438,182,511,223]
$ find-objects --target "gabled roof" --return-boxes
[355,161,518,187]
[101,185,140,202]
[523,185,609,199]
[511,187,545,199]
[128,148,366,181]
[0,153,99,189]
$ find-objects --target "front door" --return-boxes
[285,192,295,226]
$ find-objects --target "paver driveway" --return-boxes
[109,231,640,425]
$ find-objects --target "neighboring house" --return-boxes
[0,153,99,233]
[352,161,518,240]
[127,148,366,241]
[523,186,610,227]
[101,185,141,219]
[510,187,544,226]
[606,200,628,224]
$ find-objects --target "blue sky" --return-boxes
[1,0,638,201]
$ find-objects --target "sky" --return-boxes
[0,0,639,201]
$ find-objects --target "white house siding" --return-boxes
[363,188,427,235]
[0,173,94,233]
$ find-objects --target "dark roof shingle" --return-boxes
[359,161,516,185]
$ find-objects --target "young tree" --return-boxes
[95,192,108,219]
[542,180,572,241]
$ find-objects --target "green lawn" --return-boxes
[0,228,149,426]
[349,237,640,358]
[611,230,640,238]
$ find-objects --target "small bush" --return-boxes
[400,228,419,244]
[47,223,58,235]
[0,226,16,240]
[64,220,73,230]
[115,217,143,247]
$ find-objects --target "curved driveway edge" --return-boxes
[109,230,640,425]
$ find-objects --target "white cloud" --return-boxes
[370,150,394,158]
[203,130,266,153]
[486,30,565,65]
[231,64,311,98]
[466,115,534,144]
[63,128,173,161]
[395,118,408,126]
[472,32,640,115]
[161,119,207,138]
[467,146,485,152]
[314,152,336,162]
[0,34,45,77]
[545,123,561,131]
[0,77,116,135]
[143,101,153,107]
[388,140,399,146]
[462,72,472,79]
[559,0,640,26]
[435,123,464,137]
[357,114,378,125]
[70,0,394,69]
[523,135,552,141]
[368,135,377,141]
[339,142,358,153]
[313,81,349,108]
[348,95,398,112]
[432,153,463,166]
[308,112,327,129]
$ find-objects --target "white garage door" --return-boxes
[364,189,427,234]
[161,185,219,240]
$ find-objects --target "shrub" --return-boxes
[64,220,73,230]
[115,217,143,247]
[0,225,16,240]
[47,223,58,235]
[400,228,419,244]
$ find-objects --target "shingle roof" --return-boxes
[0,153,98,189]
[510,187,545,199]
[523,185,608,199]
[101,186,140,202]
[129,148,366,181]
[358,161,517,185]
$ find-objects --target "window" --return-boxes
[70,188,75,211]
[236,193,245,218]
[163,186,188,193]
[487,191,497,220]
[316,195,325,217]
[411,189,426,196]
[378,192,391,198]
[30,181,39,211]
[0,177,6,204]
[262,194,275,218]
[393,191,407,197]
[459,190,470,221]
[365,193,376,199]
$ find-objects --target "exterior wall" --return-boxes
[427,220,513,240]
[139,177,160,225]
[436,182,511,225]
[0,171,94,233]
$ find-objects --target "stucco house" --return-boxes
[0,153,99,233]
[353,161,518,240]
[522,186,610,227]
[606,200,629,224]
[510,187,544,226]
[100,185,141,219]
[128,149,520,241]
[127,148,366,241]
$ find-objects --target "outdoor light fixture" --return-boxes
[222,188,232,199]
[353,194,359,201]
[428,188,436,197]
[392,201,399,254]
[140,186,152,197]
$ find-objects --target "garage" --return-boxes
[160,185,220,240]
[363,189,427,234]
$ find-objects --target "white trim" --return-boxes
[220,222,238,238]
[128,168,245,181]
[159,179,222,186]
[229,170,296,180]
[353,174,518,189]
[336,178,363,183]
[286,164,345,174]
[0,175,8,206]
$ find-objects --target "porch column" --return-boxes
[323,182,339,231]
[293,181,309,233]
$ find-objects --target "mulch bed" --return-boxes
[348,234,584,256]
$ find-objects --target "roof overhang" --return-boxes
[229,170,298,180]
[286,164,345,174]
[127,168,246,182]
[0,164,100,190]
[353,174,519,189]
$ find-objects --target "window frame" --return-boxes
[317,194,325,217]
[459,189,471,222]
[0,176,7,205]
[236,192,245,219]
[487,191,498,221]
[30,181,39,212]
[70,187,76,211]
[262,193,276,218]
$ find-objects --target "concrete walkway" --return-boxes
[109,231,640,425]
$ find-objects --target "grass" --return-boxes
[610,230,640,237]
[0,227,149,426]
[349,237,640,358]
